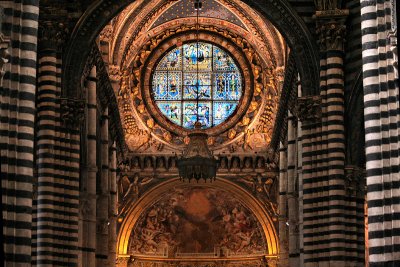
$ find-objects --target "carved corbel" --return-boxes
[60,98,85,129]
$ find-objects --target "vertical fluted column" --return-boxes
[97,107,110,266]
[109,141,118,266]
[80,66,97,267]
[287,112,299,266]
[278,142,288,267]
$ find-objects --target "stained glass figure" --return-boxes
[158,47,181,70]
[213,102,238,126]
[214,47,236,71]
[183,73,211,100]
[167,72,181,99]
[157,101,182,125]
[153,72,168,100]
[183,43,212,71]
[152,42,242,129]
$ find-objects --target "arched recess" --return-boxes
[117,178,279,257]
[62,0,319,98]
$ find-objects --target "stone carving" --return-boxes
[0,32,9,80]
[345,166,366,196]
[314,0,341,11]
[60,98,85,128]
[39,21,69,49]
[295,96,322,122]
[315,9,348,51]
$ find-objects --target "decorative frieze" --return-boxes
[60,98,85,128]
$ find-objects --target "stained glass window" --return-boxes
[152,42,242,129]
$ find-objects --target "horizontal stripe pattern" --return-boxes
[0,1,39,265]
[361,0,400,265]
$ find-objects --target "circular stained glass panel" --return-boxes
[152,42,242,129]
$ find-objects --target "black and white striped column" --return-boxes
[79,66,98,267]
[97,107,110,266]
[361,1,400,265]
[34,20,83,265]
[109,141,118,266]
[1,1,39,265]
[287,112,299,266]
[278,142,288,266]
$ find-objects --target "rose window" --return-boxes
[152,42,243,129]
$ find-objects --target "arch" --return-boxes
[62,0,319,98]
[117,178,279,257]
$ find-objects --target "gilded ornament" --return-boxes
[147,118,155,129]
[137,104,146,114]
[184,136,190,145]
[207,137,215,146]
[163,131,172,142]
[228,129,237,139]
[241,116,250,126]
[248,101,259,113]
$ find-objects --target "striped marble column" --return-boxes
[296,79,304,267]
[35,30,59,265]
[79,66,98,267]
[97,107,110,266]
[0,2,39,265]
[109,141,118,266]
[287,112,299,266]
[361,1,400,265]
[278,142,288,267]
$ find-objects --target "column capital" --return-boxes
[0,33,10,80]
[60,98,85,129]
[295,96,321,122]
[38,21,69,51]
[344,165,366,196]
[315,9,349,51]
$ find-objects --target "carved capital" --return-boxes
[295,96,322,122]
[60,98,85,128]
[315,10,348,51]
[39,21,69,50]
[0,33,10,80]
[345,166,366,196]
[314,0,342,11]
